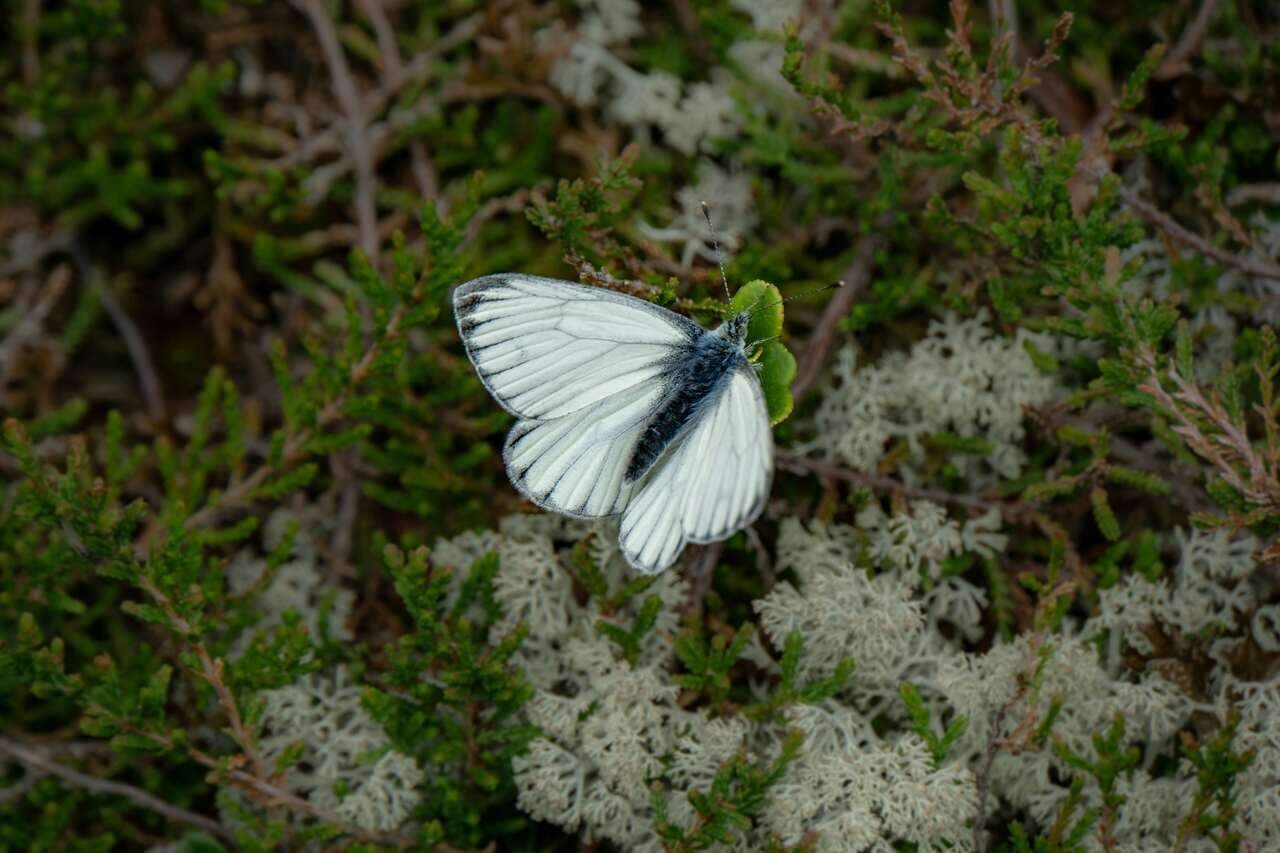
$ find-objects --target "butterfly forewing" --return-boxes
[453,274,697,419]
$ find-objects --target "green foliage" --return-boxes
[1009,777,1097,853]
[596,594,664,665]
[675,621,755,710]
[652,730,804,851]
[1053,715,1141,847]
[363,546,536,847]
[1176,716,1256,852]
[745,632,855,722]
[728,279,797,423]
[898,682,967,769]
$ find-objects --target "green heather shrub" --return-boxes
[2,1,1279,850]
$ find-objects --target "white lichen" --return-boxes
[810,310,1058,484]
[251,666,423,833]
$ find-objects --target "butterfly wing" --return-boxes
[502,382,663,517]
[453,274,699,420]
[618,365,773,574]
[454,274,698,518]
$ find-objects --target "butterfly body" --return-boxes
[626,318,749,482]
[453,273,772,574]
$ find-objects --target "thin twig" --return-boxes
[1154,0,1220,80]
[0,735,235,843]
[791,232,884,400]
[122,724,423,849]
[1120,188,1280,281]
[971,703,1009,853]
[356,2,442,205]
[777,450,1019,517]
[86,269,167,422]
[0,265,71,388]
[744,524,775,589]
[293,0,379,261]
[1226,183,1280,208]
[357,0,401,79]
[274,14,482,171]
[667,0,714,65]
[138,575,270,780]
[328,455,361,579]
[684,542,723,614]
[21,0,40,83]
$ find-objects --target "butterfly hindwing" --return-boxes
[619,365,773,574]
[503,382,664,517]
[453,274,698,420]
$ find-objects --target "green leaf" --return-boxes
[726,280,794,424]
[1091,486,1121,541]
[757,341,797,425]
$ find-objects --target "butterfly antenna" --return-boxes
[701,201,732,304]
[747,280,847,315]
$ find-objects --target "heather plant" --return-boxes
[2,1,1279,851]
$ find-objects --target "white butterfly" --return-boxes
[453,273,773,574]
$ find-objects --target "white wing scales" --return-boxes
[504,381,664,517]
[454,274,695,420]
[453,273,773,574]
[619,367,772,574]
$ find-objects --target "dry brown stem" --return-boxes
[791,232,884,400]
[292,0,380,261]
[0,264,70,389]
[1120,189,1280,281]
[1154,0,1221,80]
[0,735,235,843]
[1138,353,1280,516]
[776,450,1014,517]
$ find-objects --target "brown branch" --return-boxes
[137,576,270,780]
[744,524,775,589]
[667,0,714,65]
[355,0,446,204]
[0,735,235,843]
[791,232,884,400]
[825,41,905,78]
[293,0,379,262]
[777,450,1019,517]
[1226,183,1280,208]
[357,0,402,79]
[0,264,71,389]
[971,701,1009,853]
[1154,0,1220,80]
[20,0,40,83]
[113,726,421,849]
[971,604,1073,852]
[1120,189,1280,281]
[86,269,167,422]
[684,542,723,614]
[464,187,539,241]
[274,14,483,172]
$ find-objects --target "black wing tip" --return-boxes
[452,273,517,305]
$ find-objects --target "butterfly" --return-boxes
[453,273,774,574]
